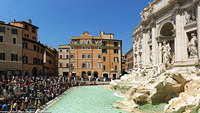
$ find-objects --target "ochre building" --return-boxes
[69,31,122,80]
[0,21,23,75]
[10,19,58,76]
[58,45,70,76]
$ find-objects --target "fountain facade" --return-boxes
[111,0,200,112]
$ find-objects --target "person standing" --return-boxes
[1,101,8,111]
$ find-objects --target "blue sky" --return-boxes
[0,0,151,55]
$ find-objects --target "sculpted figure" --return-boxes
[160,41,171,65]
[188,33,198,58]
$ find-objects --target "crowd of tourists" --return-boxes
[0,74,78,112]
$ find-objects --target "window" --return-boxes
[32,27,36,33]
[37,58,40,65]
[98,47,101,50]
[0,36,3,42]
[102,49,107,53]
[25,34,29,38]
[88,62,91,68]
[114,42,118,47]
[103,56,106,62]
[115,66,117,70]
[82,62,86,68]
[0,27,5,32]
[102,41,106,46]
[71,47,74,50]
[11,28,18,35]
[82,46,86,50]
[88,46,91,50]
[66,49,69,52]
[82,53,86,59]
[70,62,74,69]
[66,55,69,59]
[0,53,5,60]
[87,40,90,44]
[70,54,74,59]
[114,57,118,62]
[11,53,18,61]
[98,54,101,59]
[88,54,91,59]
[13,38,16,44]
[114,49,118,54]
[41,49,44,53]
[32,36,36,40]
[25,24,29,30]
[82,40,85,44]
[60,50,62,52]
[98,62,102,68]
[34,45,37,51]
[97,40,101,44]
[60,63,62,68]
[72,41,75,44]
[103,65,106,70]
[60,55,62,59]
[49,60,51,64]
[77,40,80,44]
[66,63,69,68]
[33,58,37,64]
[37,46,39,52]
[92,40,96,44]
[41,60,43,65]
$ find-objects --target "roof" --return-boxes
[0,23,23,29]
[9,21,39,29]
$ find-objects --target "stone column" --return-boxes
[142,29,148,67]
[159,42,162,64]
[196,1,200,58]
[151,22,158,65]
[174,8,185,63]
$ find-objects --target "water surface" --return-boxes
[44,86,127,113]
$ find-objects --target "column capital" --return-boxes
[194,0,200,7]
[142,28,148,33]
[172,8,184,15]
[150,21,156,28]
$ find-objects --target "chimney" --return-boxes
[13,19,16,22]
[100,31,104,36]
[28,19,32,24]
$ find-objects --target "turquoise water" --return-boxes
[44,86,127,113]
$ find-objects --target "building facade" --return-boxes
[58,45,70,76]
[10,19,58,76]
[125,48,134,70]
[44,46,58,76]
[69,31,122,80]
[10,19,44,76]
[0,21,23,75]
[133,0,200,68]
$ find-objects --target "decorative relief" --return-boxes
[140,2,154,21]
[185,9,197,24]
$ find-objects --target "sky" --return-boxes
[0,0,152,55]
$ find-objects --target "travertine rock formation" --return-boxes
[110,65,200,113]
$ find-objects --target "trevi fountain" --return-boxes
[111,0,200,113]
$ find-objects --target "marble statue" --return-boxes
[185,9,196,24]
[188,33,198,58]
[160,41,171,65]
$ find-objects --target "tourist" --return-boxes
[1,101,8,111]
